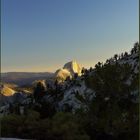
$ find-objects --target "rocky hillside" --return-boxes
[0,43,139,112]
[29,43,139,112]
[0,43,139,140]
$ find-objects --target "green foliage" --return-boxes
[84,61,139,140]
[75,92,86,103]
[33,82,46,101]
[48,112,89,140]
[1,110,40,138]
[1,112,89,140]
[1,114,25,137]
[34,100,56,118]
[85,63,132,99]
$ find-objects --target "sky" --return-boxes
[1,0,139,72]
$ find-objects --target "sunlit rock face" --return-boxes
[55,61,82,82]
[63,61,82,76]
[55,68,72,82]
[0,84,16,96]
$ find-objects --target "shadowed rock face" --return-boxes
[55,61,82,82]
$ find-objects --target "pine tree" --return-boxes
[33,82,46,101]
[114,54,118,61]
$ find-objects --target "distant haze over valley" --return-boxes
[1,72,54,86]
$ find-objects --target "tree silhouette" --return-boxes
[33,82,46,101]
[74,73,78,79]
[124,52,128,57]
[121,53,124,59]
[89,67,93,72]
[133,42,139,53]
[114,54,118,61]
[81,67,85,75]
[54,79,58,89]
[131,49,134,55]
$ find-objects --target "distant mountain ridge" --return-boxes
[1,72,54,86]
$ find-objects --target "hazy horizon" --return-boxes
[1,0,139,72]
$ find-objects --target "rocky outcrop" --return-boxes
[55,61,82,82]
[0,84,16,96]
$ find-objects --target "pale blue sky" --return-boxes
[1,0,139,72]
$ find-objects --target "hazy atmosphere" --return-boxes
[1,0,139,72]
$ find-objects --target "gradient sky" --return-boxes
[1,0,139,72]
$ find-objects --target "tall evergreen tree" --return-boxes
[33,82,46,102]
